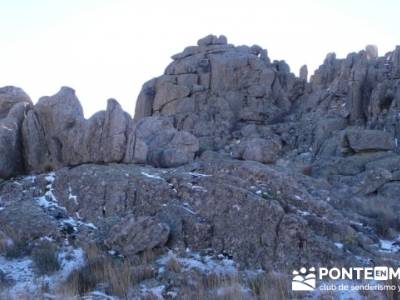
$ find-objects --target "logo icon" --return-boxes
[374,266,388,281]
[292,267,316,291]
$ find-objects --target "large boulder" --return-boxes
[0,86,32,178]
[124,116,199,167]
[232,137,282,164]
[104,216,170,256]
[342,129,395,152]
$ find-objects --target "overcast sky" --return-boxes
[1,0,399,117]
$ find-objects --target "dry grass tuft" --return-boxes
[247,272,290,300]
[61,243,155,298]
[358,199,400,238]
[31,241,60,275]
[165,255,182,273]
[385,274,400,300]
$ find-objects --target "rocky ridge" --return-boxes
[1,35,400,299]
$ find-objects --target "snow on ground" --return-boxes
[187,172,212,177]
[36,172,67,211]
[379,238,400,253]
[334,242,344,250]
[54,247,85,282]
[187,183,208,193]
[83,291,119,300]
[23,175,36,183]
[68,186,78,205]
[141,171,163,180]
[0,247,85,297]
[35,173,97,232]
[180,203,197,215]
[0,256,36,294]
[60,217,98,231]
[140,285,165,300]
[157,251,237,275]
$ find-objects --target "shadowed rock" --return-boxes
[0,86,32,178]
[22,87,198,173]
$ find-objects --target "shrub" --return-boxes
[2,227,30,259]
[4,239,29,259]
[248,272,290,300]
[31,241,60,275]
[165,255,181,273]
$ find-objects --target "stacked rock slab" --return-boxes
[134,34,304,152]
[0,86,32,178]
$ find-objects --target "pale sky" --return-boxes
[1,0,399,117]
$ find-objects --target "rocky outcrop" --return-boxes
[0,160,369,271]
[0,87,32,178]
[22,87,131,172]
[134,34,302,151]
[20,87,198,174]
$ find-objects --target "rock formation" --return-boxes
[0,86,32,179]
[1,35,400,299]
[135,34,301,152]
[20,87,199,173]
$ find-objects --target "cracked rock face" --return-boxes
[0,160,361,270]
[19,87,199,173]
[0,86,32,178]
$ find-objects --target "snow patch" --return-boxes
[45,173,55,183]
[140,285,165,300]
[187,172,212,177]
[0,256,36,294]
[158,251,237,276]
[141,171,163,180]
[1,125,13,131]
[297,210,311,216]
[68,186,78,205]
[54,247,86,282]
[23,175,36,183]
[379,239,400,253]
[180,205,197,215]
[334,242,344,250]
[61,217,97,231]
[83,290,118,300]
[187,183,208,192]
